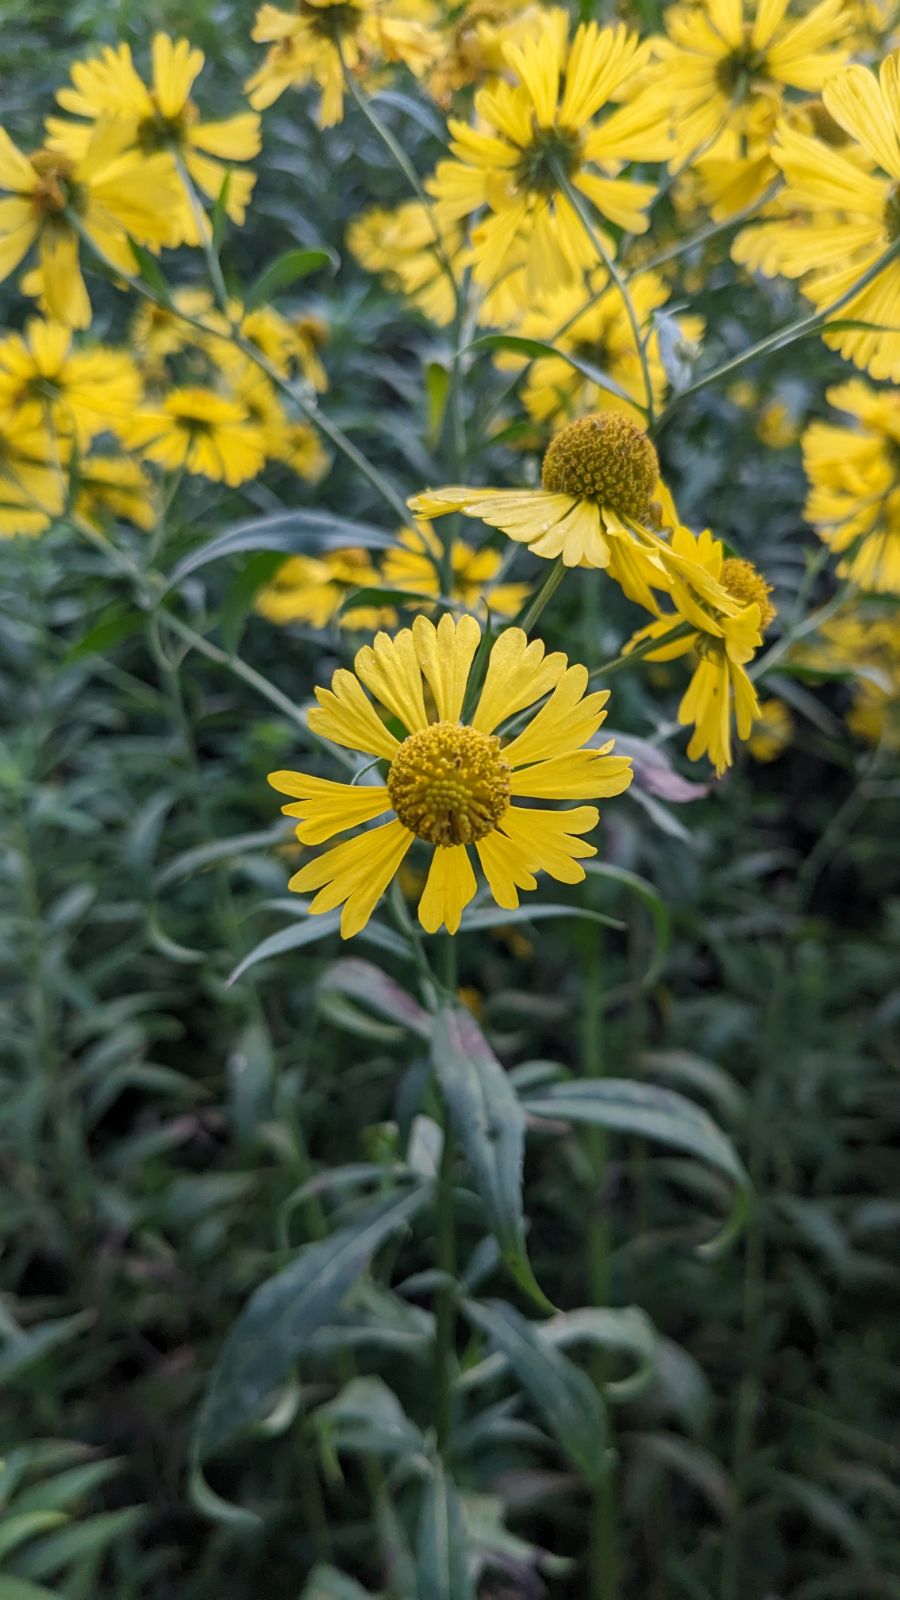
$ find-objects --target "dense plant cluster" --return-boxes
[1,1,898,1597]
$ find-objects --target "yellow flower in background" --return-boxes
[247,0,439,127]
[347,202,466,328]
[125,386,267,485]
[655,0,849,162]
[269,614,632,936]
[627,526,773,775]
[410,412,683,611]
[0,412,68,538]
[748,697,793,761]
[799,605,900,750]
[131,287,222,367]
[255,548,385,628]
[46,35,261,243]
[756,396,800,449]
[75,454,156,531]
[745,52,900,382]
[0,318,141,445]
[383,522,531,618]
[428,9,668,298]
[426,0,545,106]
[802,379,900,594]
[0,122,178,328]
[494,268,703,427]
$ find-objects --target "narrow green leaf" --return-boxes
[468,334,640,409]
[301,1566,378,1600]
[194,1185,426,1461]
[211,170,232,252]
[415,1463,474,1600]
[460,903,624,933]
[126,240,172,305]
[226,909,409,984]
[165,510,396,592]
[459,1303,658,1403]
[523,1079,750,1253]
[245,247,337,312]
[337,586,440,617]
[63,608,144,663]
[0,1515,68,1564]
[10,1510,141,1580]
[221,549,285,656]
[319,959,431,1038]
[425,362,451,448]
[431,1004,551,1311]
[188,1466,262,1531]
[462,1300,610,1485]
[0,1314,93,1386]
[0,1580,61,1600]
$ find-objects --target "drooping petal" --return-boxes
[308,667,400,759]
[472,629,568,734]
[268,771,392,844]
[499,804,600,884]
[289,817,414,937]
[355,627,429,734]
[412,612,481,721]
[475,827,537,911]
[417,844,477,934]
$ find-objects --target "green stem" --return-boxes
[515,556,567,636]
[628,179,781,279]
[652,236,900,435]
[555,168,656,426]
[588,620,694,683]
[434,940,459,1453]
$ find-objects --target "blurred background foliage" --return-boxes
[1,2,899,1598]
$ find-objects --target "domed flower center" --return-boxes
[541,412,659,519]
[721,556,776,629]
[302,0,361,40]
[30,151,81,216]
[138,98,199,152]
[715,29,767,93]
[388,721,511,846]
[516,125,583,197]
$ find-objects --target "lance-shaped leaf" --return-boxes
[165,510,395,591]
[431,1004,550,1310]
[415,1462,475,1600]
[194,1185,426,1461]
[523,1079,750,1252]
[462,1300,610,1485]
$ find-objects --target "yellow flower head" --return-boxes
[656,0,849,162]
[269,613,632,936]
[798,604,900,750]
[255,548,385,628]
[626,525,772,774]
[383,522,531,619]
[428,8,668,297]
[247,0,440,128]
[0,411,68,538]
[802,378,900,594]
[0,317,141,445]
[426,0,545,106]
[46,34,261,243]
[0,120,179,328]
[347,201,466,327]
[125,385,267,486]
[410,411,676,611]
[741,50,900,381]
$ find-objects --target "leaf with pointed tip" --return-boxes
[245,246,338,311]
[415,1463,475,1600]
[165,511,395,591]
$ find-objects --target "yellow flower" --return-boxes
[747,697,793,761]
[131,287,220,366]
[347,202,466,327]
[802,379,900,594]
[655,0,849,162]
[0,412,67,538]
[798,605,900,750]
[410,411,678,610]
[426,0,545,106]
[46,34,260,244]
[740,51,900,381]
[0,121,179,328]
[428,9,668,298]
[247,0,439,127]
[125,386,266,485]
[255,548,385,628]
[627,526,773,775]
[75,454,156,531]
[268,613,632,936]
[756,397,800,449]
[494,268,703,427]
[383,522,531,617]
[0,317,141,445]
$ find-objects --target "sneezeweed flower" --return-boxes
[627,527,775,774]
[75,454,156,532]
[247,0,439,127]
[655,0,849,162]
[269,614,632,936]
[802,379,900,593]
[428,10,669,297]
[748,697,793,761]
[46,35,261,243]
[0,318,141,445]
[347,202,466,328]
[410,411,677,610]
[125,386,266,485]
[255,548,385,628]
[746,51,900,381]
[494,268,703,428]
[0,413,67,538]
[799,607,900,750]
[0,121,178,328]
[383,523,531,618]
[426,0,544,106]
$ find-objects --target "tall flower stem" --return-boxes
[515,555,567,636]
[434,936,459,1454]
